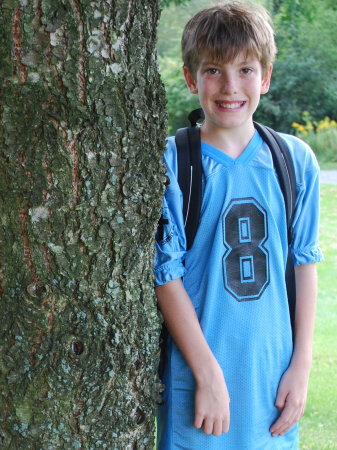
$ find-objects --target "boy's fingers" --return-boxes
[273,417,293,436]
[275,389,287,410]
[271,406,291,433]
[274,418,296,437]
[202,417,214,435]
[195,415,230,436]
[270,403,301,436]
[222,417,230,434]
[212,419,223,436]
[193,413,204,429]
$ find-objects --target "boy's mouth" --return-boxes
[216,101,245,109]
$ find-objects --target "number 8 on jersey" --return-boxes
[222,198,270,302]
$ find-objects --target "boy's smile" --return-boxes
[216,100,246,110]
[184,53,272,147]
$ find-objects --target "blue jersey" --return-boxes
[154,131,322,449]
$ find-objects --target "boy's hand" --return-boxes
[194,369,230,436]
[270,362,310,437]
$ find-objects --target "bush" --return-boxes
[292,112,337,163]
[159,56,200,134]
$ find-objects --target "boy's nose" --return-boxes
[220,75,238,95]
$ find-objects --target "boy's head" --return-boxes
[182,2,277,77]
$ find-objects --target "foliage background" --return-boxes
[158,0,337,141]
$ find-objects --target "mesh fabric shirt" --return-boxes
[155,131,322,449]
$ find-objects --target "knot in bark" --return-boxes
[26,283,47,298]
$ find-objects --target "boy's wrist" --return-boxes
[193,357,224,385]
[290,351,313,371]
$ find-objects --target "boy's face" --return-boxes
[184,52,272,135]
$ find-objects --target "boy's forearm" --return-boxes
[156,278,222,383]
[270,263,317,436]
[156,278,230,435]
[291,263,317,368]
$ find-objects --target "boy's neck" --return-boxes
[200,120,255,159]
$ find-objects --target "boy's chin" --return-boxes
[202,117,255,134]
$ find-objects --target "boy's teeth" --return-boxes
[218,102,243,109]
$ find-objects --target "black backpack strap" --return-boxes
[254,122,297,337]
[175,125,202,251]
[175,128,191,224]
[253,122,296,243]
[159,119,202,381]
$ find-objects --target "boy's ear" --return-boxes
[184,66,198,94]
[261,65,273,95]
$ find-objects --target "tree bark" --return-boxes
[0,1,166,448]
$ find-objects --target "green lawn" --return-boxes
[300,184,337,449]
[317,160,337,171]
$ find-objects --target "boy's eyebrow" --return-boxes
[200,58,259,68]
[238,58,259,64]
[199,60,218,67]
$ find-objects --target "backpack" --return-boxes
[175,108,297,333]
[157,109,297,379]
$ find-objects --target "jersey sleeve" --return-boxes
[281,134,323,266]
[154,137,187,286]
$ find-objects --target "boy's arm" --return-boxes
[270,262,317,437]
[156,278,230,436]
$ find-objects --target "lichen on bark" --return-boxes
[0,0,166,448]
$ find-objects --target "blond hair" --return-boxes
[182,2,277,76]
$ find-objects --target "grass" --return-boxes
[299,184,337,449]
[317,160,337,171]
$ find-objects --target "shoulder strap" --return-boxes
[176,126,202,250]
[253,122,297,337]
[175,111,297,335]
[253,122,297,243]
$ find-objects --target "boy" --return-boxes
[154,2,322,449]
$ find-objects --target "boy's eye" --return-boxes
[206,68,219,75]
[241,67,253,75]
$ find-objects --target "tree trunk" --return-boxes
[0,1,166,448]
